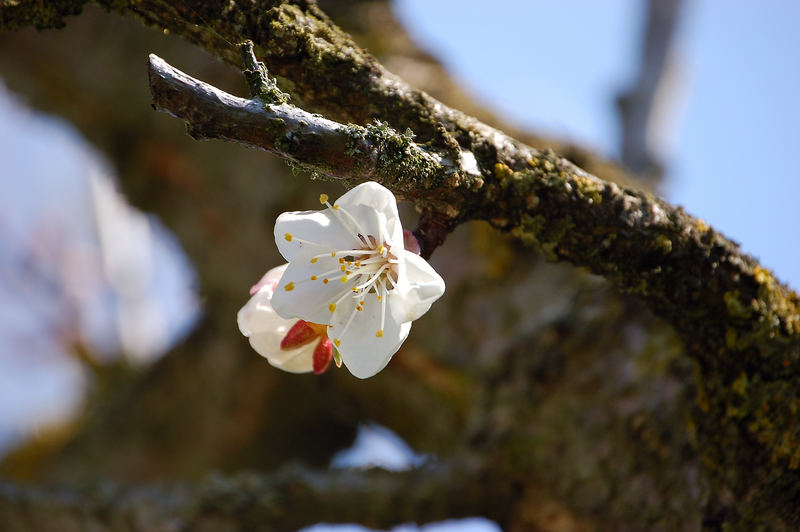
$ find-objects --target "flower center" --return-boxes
[327,234,397,341]
[281,194,402,342]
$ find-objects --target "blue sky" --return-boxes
[394,0,800,290]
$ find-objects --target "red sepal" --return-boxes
[280,320,317,350]
[313,338,333,374]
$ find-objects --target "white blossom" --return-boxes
[269,182,445,379]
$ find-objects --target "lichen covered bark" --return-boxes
[477,156,800,527]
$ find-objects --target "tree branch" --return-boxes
[148,51,799,352]
[617,0,684,177]
[0,463,512,531]
[2,1,548,170]
[147,53,462,200]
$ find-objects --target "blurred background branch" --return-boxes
[616,0,684,181]
[1,461,515,531]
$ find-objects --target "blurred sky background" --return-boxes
[0,2,798,522]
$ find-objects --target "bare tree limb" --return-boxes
[617,0,684,178]
[0,463,513,531]
[147,53,462,199]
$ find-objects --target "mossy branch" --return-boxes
[238,40,290,104]
[148,52,799,351]
[147,53,459,202]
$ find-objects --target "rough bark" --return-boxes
[1,0,799,530]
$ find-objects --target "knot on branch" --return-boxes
[413,210,458,259]
[239,40,290,104]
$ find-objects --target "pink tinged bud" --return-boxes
[280,320,318,349]
[403,229,421,255]
[313,337,334,375]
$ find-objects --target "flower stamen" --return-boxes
[319,197,367,247]
[284,233,327,247]
[354,264,388,292]
[337,303,361,343]
[379,278,387,335]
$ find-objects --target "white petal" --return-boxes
[238,283,279,336]
[388,251,446,323]
[329,291,411,379]
[335,182,403,248]
[270,248,357,324]
[237,284,314,373]
[274,210,355,262]
[247,263,287,297]
[248,332,315,373]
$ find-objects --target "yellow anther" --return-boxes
[310,257,318,264]
[339,258,345,264]
[341,276,348,283]
[319,193,329,204]
[352,287,358,292]
[377,295,382,301]
[284,233,293,242]
[331,252,336,257]
[311,275,318,280]
[334,338,341,347]
[340,265,346,272]
[328,303,336,312]
[359,301,365,306]
[323,278,329,284]
[332,205,339,210]
[376,330,384,338]
[378,245,385,254]
[284,282,295,291]
[356,306,363,312]
[355,261,361,266]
